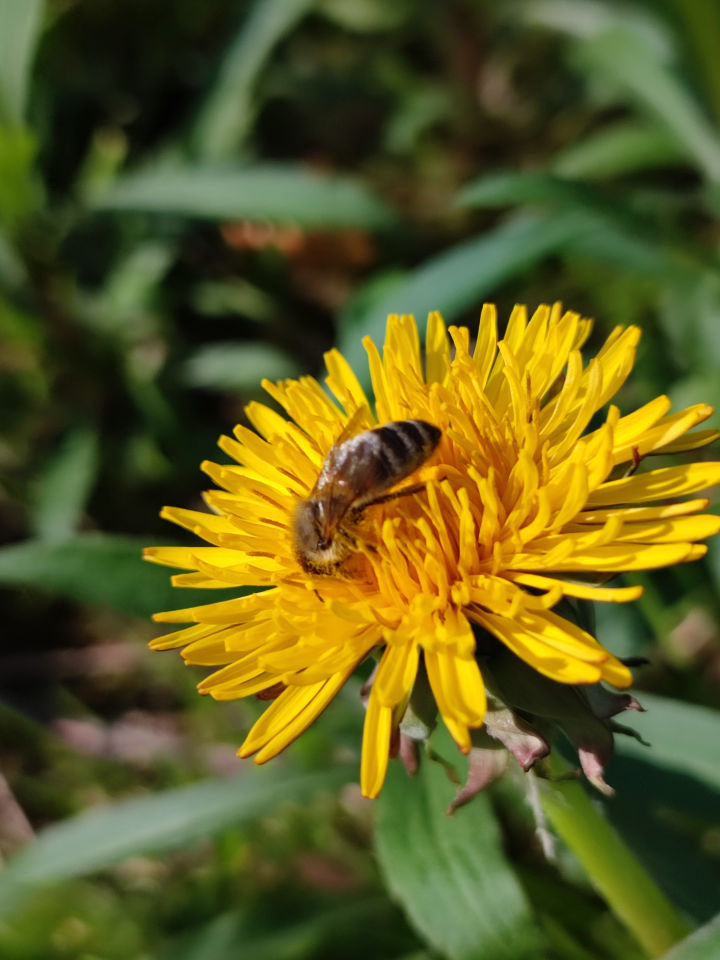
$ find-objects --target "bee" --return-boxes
[293,416,441,575]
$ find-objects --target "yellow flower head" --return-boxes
[145,304,720,797]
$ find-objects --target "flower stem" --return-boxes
[540,762,690,958]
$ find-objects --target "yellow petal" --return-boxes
[149,621,231,652]
[567,514,720,545]
[323,347,371,413]
[151,588,277,625]
[658,428,720,453]
[471,609,604,685]
[587,462,720,507]
[373,639,420,707]
[576,498,710,524]
[507,572,644,603]
[612,403,714,465]
[360,694,393,798]
[240,669,352,761]
[424,646,485,728]
[510,541,705,572]
[425,310,450,384]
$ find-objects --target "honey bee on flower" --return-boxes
[145,304,720,798]
[293,415,442,575]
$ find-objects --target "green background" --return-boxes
[1,1,720,957]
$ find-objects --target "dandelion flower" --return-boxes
[145,304,720,797]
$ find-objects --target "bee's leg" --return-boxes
[338,523,377,555]
[336,527,356,546]
[357,482,427,514]
[356,534,378,554]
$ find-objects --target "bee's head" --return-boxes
[294,499,330,551]
[292,498,351,574]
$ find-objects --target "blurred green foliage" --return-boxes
[2,0,720,958]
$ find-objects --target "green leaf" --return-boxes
[0,124,39,228]
[573,28,720,183]
[192,0,314,159]
[608,694,720,922]
[81,240,174,342]
[0,0,44,124]
[522,0,673,50]
[319,0,413,33]
[661,915,720,960]
[160,899,411,960]
[551,121,687,179]
[526,5,720,181]
[669,0,720,128]
[375,750,545,960]
[0,229,27,287]
[337,211,589,377]
[455,172,703,286]
[658,274,720,373]
[92,164,396,229]
[30,425,100,541]
[559,210,697,283]
[384,85,451,154]
[456,171,600,209]
[182,341,301,391]
[0,766,351,920]
[193,279,277,322]
[615,692,720,794]
[607,751,720,925]
[162,914,249,960]
[0,534,251,618]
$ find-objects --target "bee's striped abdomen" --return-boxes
[372,420,441,482]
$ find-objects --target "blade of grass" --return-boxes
[92,163,396,229]
[192,0,314,159]
[0,0,44,124]
[551,121,687,179]
[30,425,100,542]
[574,27,720,183]
[661,915,720,960]
[0,765,352,920]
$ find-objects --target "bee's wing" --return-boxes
[333,404,374,447]
[310,404,374,504]
[315,404,371,468]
